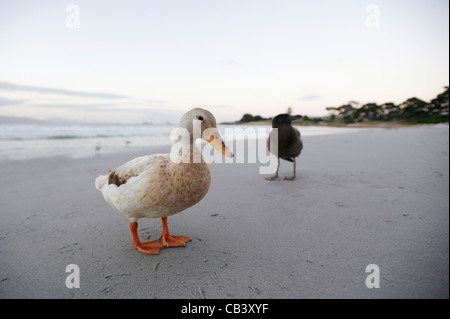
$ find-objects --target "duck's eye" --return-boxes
[198,116,204,121]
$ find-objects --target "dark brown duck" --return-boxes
[267,114,303,180]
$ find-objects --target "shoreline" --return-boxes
[222,121,448,128]
[0,124,382,162]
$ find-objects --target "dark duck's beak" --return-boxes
[290,115,303,121]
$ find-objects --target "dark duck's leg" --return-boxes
[130,222,164,255]
[159,217,191,247]
[265,157,280,181]
[284,157,297,180]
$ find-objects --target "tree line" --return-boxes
[237,86,449,124]
[325,86,449,124]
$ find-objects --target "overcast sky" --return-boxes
[0,0,448,123]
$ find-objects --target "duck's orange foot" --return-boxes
[135,240,164,255]
[161,234,191,247]
[159,217,191,247]
[130,222,164,255]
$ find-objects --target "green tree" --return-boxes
[355,103,382,121]
[239,113,268,123]
[240,114,255,122]
[380,102,400,121]
[400,97,428,119]
[333,102,359,122]
[429,86,449,116]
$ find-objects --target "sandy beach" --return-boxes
[0,125,448,299]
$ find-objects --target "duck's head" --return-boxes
[178,108,234,158]
[272,114,303,128]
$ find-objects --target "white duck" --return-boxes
[95,108,233,254]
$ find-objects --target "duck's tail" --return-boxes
[95,175,108,191]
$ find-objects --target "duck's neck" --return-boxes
[170,131,203,164]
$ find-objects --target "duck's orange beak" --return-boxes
[203,127,234,158]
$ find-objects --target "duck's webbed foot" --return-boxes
[265,157,280,181]
[284,158,297,181]
[161,234,191,247]
[160,217,191,247]
[136,241,164,255]
[130,222,164,255]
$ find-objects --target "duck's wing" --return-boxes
[95,155,167,191]
[293,127,303,154]
[294,127,303,150]
[108,157,145,187]
[95,154,171,216]
[107,154,169,187]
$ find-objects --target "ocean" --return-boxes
[0,123,366,160]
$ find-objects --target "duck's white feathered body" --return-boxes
[94,108,233,255]
[95,151,211,223]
